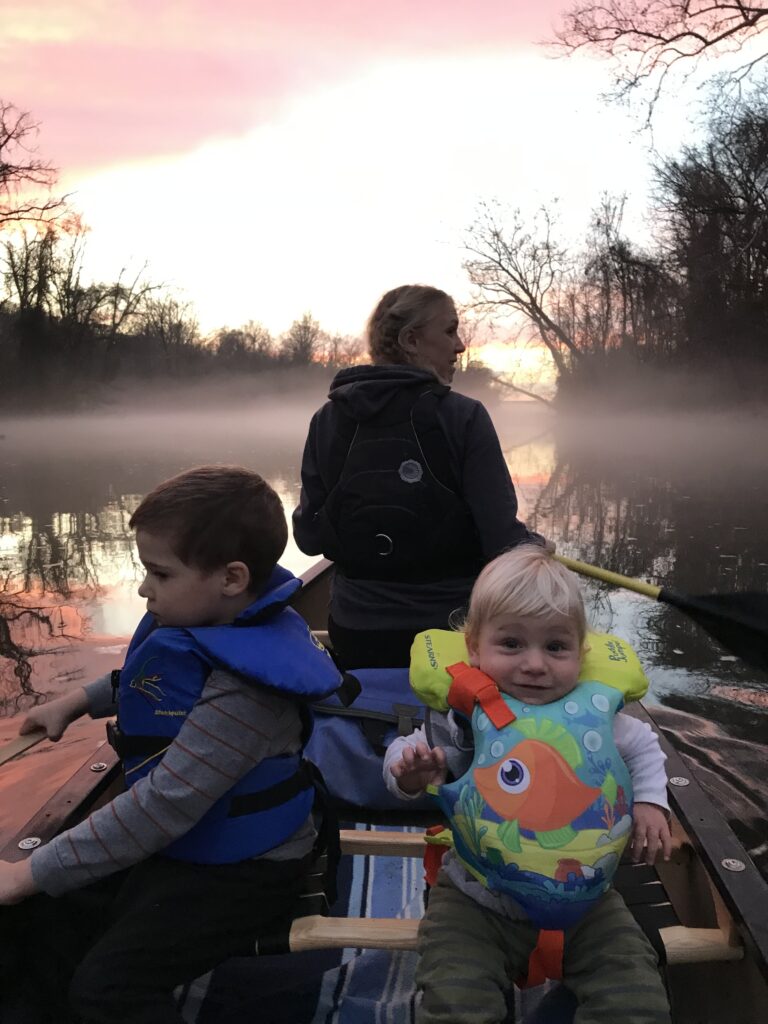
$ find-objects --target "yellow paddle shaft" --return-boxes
[554,555,662,601]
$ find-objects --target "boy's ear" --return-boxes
[222,561,251,596]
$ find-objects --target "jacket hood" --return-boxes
[328,364,449,420]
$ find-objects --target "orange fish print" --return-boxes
[474,739,601,833]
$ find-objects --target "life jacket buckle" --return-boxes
[106,719,125,757]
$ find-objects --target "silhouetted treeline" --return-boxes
[0,246,365,408]
[466,83,768,408]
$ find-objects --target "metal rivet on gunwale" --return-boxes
[721,858,746,872]
[668,776,690,787]
[18,837,42,850]
[90,762,108,772]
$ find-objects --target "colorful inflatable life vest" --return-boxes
[410,629,648,980]
[111,565,342,864]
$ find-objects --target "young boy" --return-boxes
[384,545,673,1024]
[0,465,341,1024]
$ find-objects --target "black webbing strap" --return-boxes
[614,861,680,965]
[228,760,314,818]
[305,760,341,908]
[254,853,331,956]
[106,721,168,759]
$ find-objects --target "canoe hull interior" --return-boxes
[1,557,766,1022]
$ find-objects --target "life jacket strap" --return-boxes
[445,663,516,729]
[107,721,168,759]
[228,759,314,817]
[519,929,565,989]
[423,825,452,887]
[108,719,313,820]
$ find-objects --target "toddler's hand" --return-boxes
[390,742,447,795]
[630,802,672,865]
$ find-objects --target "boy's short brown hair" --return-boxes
[129,465,287,591]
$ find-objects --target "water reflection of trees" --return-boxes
[0,592,73,711]
[530,419,768,677]
[0,497,137,713]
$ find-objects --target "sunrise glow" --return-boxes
[0,1,698,342]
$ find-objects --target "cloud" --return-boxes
[1,0,565,173]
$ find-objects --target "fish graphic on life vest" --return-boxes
[474,737,601,842]
[410,629,648,937]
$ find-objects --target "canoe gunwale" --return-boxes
[0,742,120,863]
[627,701,768,980]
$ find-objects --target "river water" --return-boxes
[1,379,766,872]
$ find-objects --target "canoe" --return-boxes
[2,558,767,1023]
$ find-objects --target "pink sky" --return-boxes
[2,1,686,339]
[3,0,566,175]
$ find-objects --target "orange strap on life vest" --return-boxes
[423,824,452,887]
[519,929,565,989]
[445,663,516,730]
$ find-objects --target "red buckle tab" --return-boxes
[445,663,515,729]
[519,929,564,988]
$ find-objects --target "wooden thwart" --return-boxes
[332,830,744,966]
[339,830,428,858]
[288,914,743,965]
[290,915,419,952]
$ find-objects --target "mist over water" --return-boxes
[1,383,767,872]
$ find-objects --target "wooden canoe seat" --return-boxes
[274,829,746,967]
[287,914,743,965]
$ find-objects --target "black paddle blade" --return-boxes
[660,589,768,673]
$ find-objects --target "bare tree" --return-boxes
[464,201,582,380]
[554,2,768,115]
[1,226,56,312]
[464,198,682,404]
[318,331,364,367]
[653,84,768,365]
[140,295,199,350]
[0,101,65,229]
[215,321,275,366]
[281,312,321,365]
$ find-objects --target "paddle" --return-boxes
[0,729,47,769]
[555,555,768,673]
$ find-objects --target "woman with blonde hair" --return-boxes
[293,284,544,669]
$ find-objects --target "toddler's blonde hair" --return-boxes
[464,545,587,647]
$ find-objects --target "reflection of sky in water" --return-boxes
[1,399,766,870]
[1,401,766,719]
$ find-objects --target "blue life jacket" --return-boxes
[112,566,342,864]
